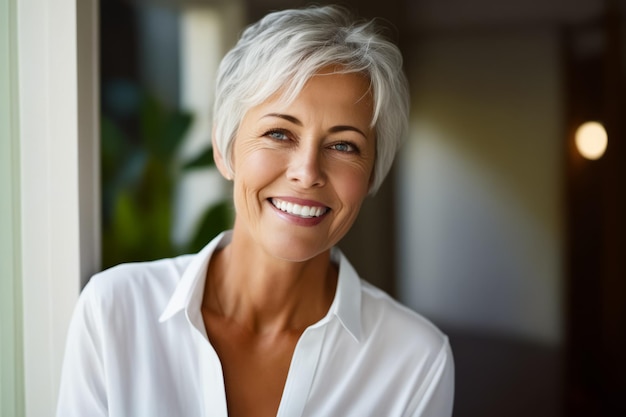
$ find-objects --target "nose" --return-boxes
[286,143,326,188]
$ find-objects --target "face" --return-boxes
[216,70,376,263]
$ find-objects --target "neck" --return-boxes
[203,232,337,336]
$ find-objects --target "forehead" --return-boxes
[249,70,374,122]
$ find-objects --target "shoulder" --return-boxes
[359,280,449,357]
[81,254,194,314]
[343,280,453,414]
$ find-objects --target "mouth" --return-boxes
[269,198,330,219]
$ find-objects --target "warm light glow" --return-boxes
[575,121,608,160]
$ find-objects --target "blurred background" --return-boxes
[99,0,625,416]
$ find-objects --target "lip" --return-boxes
[268,197,330,226]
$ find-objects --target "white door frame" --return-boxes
[17,0,100,415]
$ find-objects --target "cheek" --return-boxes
[243,150,284,182]
[233,147,285,199]
[333,166,371,204]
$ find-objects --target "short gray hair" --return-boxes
[213,5,409,194]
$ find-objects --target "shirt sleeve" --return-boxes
[56,280,108,417]
[406,337,455,417]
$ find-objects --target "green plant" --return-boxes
[101,91,232,269]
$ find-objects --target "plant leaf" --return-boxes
[182,147,215,170]
[162,111,193,158]
[186,200,233,253]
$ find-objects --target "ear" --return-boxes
[212,129,232,180]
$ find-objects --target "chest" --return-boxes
[204,316,301,417]
[109,312,429,417]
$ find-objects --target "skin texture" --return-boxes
[203,69,376,417]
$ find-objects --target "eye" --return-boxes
[264,129,289,141]
[330,142,358,153]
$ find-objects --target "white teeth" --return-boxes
[271,198,328,218]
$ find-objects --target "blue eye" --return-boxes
[331,142,357,153]
[266,130,289,140]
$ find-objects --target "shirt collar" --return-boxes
[158,231,231,323]
[159,231,363,342]
[329,247,363,342]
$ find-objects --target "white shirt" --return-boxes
[57,231,454,417]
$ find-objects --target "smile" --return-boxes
[270,198,329,218]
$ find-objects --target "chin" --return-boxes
[261,233,331,264]
[270,245,328,264]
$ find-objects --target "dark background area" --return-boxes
[100,0,626,415]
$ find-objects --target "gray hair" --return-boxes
[213,5,409,194]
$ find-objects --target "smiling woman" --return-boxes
[220,70,376,263]
[57,5,454,417]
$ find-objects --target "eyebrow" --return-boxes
[262,113,368,139]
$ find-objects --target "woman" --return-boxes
[57,6,454,417]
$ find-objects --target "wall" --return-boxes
[1,0,24,414]
[398,28,564,345]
